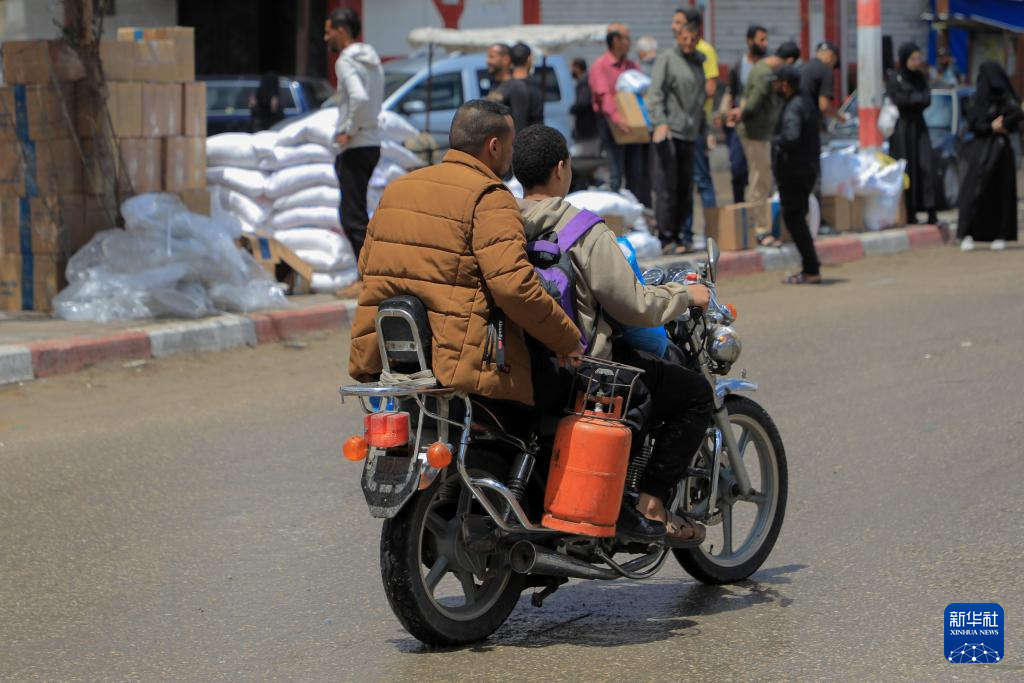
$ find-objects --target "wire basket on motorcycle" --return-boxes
[568,357,644,422]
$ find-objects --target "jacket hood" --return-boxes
[519,196,577,240]
[342,42,381,67]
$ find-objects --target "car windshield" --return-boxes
[207,82,295,113]
[385,71,414,99]
[924,93,953,129]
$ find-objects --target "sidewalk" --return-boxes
[0,224,948,386]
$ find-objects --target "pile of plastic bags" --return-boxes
[52,194,288,322]
[205,110,424,292]
[565,189,662,260]
[820,146,908,231]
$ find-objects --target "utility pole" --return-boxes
[857,0,883,150]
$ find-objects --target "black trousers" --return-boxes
[615,346,714,503]
[335,146,380,261]
[624,143,652,209]
[778,173,821,277]
[654,138,696,247]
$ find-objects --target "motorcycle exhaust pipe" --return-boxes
[509,540,619,581]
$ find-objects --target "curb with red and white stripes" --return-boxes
[0,225,947,387]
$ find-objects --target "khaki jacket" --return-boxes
[520,197,691,359]
[349,151,580,404]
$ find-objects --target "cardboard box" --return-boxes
[820,195,852,232]
[0,138,83,198]
[118,138,163,194]
[0,195,64,254]
[182,82,207,138]
[142,83,183,137]
[178,188,211,216]
[75,81,143,139]
[0,253,59,312]
[1,41,85,85]
[705,202,768,251]
[132,40,180,82]
[162,137,206,192]
[98,40,137,82]
[0,84,76,142]
[611,92,650,145]
[118,27,195,82]
[238,233,314,295]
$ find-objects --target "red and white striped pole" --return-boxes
[857,0,883,149]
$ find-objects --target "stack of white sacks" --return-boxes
[205,110,423,292]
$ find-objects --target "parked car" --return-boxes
[825,86,974,208]
[203,76,334,135]
[381,52,577,151]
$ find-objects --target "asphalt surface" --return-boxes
[2,243,1023,681]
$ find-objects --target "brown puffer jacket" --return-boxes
[348,150,581,404]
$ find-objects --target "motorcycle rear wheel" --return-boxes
[673,394,788,584]
[380,450,524,647]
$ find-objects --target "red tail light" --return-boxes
[364,411,410,448]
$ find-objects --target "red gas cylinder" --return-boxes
[542,395,632,537]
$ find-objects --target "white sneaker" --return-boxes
[960,236,975,252]
[991,239,1007,251]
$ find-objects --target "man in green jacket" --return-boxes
[730,51,781,206]
[648,20,706,255]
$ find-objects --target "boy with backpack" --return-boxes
[514,124,713,545]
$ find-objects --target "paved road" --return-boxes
[2,245,1022,681]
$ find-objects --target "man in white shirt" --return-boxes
[325,7,383,295]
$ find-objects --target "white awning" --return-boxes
[407,24,608,54]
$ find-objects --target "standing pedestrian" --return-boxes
[771,65,822,284]
[570,58,598,142]
[887,42,937,225]
[249,73,284,132]
[589,23,640,193]
[931,48,963,86]
[649,20,706,254]
[325,7,383,298]
[957,61,1022,251]
[680,7,718,242]
[510,42,544,126]
[636,35,659,76]
[722,25,767,203]
[731,50,781,208]
[486,43,531,133]
[800,41,844,126]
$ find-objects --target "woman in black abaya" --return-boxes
[887,43,937,224]
[957,61,1022,251]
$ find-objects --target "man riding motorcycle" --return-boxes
[348,99,584,408]
[514,124,714,545]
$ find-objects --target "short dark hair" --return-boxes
[329,8,361,39]
[450,99,513,154]
[678,7,702,28]
[512,125,569,190]
[572,57,587,72]
[510,42,532,68]
[681,21,700,35]
[605,29,621,50]
[747,25,767,41]
[489,42,510,58]
[776,41,801,61]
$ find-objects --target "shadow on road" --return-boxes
[390,563,807,653]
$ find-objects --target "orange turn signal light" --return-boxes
[725,304,738,320]
[343,435,369,461]
[426,442,453,469]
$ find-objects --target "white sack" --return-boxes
[311,267,359,292]
[863,194,902,231]
[206,167,269,198]
[210,185,272,226]
[378,110,419,143]
[277,108,340,148]
[259,143,336,171]
[265,163,339,198]
[381,139,425,170]
[624,228,662,260]
[272,185,341,211]
[856,157,906,197]
[565,189,644,225]
[370,160,408,189]
[251,131,278,158]
[271,205,341,231]
[820,147,860,200]
[207,133,260,169]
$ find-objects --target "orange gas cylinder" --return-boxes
[542,396,632,537]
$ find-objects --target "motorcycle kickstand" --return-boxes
[531,577,568,608]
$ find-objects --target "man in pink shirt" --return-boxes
[588,23,640,193]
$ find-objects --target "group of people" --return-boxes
[351,99,715,545]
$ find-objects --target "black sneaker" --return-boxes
[615,502,666,544]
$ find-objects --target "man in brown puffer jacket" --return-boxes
[348,100,583,405]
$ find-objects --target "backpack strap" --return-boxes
[554,209,604,251]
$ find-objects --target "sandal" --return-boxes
[672,243,694,255]
[782,272,822,285]
[663,513,706,548]
[757,232,783,248]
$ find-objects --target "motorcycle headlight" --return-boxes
[708,326,742,364]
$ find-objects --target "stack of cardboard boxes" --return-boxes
[0,28,208,312]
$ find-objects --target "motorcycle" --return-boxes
[340,238,787,647]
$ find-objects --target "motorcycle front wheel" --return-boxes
[380,450,524,647]
[673,394,788,584]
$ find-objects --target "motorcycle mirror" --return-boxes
[706,238,720,283]
[642,267,667,286]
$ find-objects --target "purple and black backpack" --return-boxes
[526,209,604,351]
